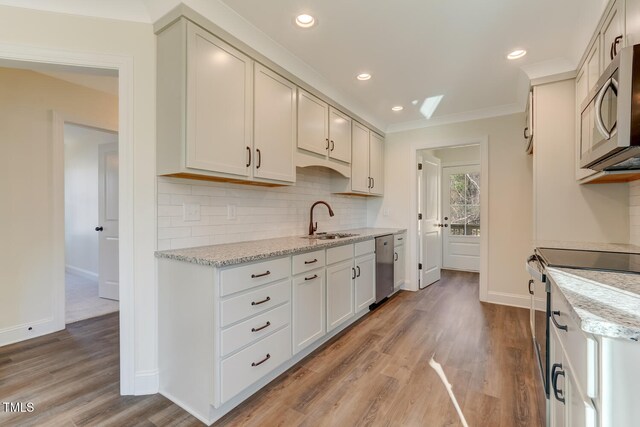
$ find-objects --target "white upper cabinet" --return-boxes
[369,132,384,196]
[186,23,253,177]
[253,64,296,183]
[586,37,601,95]
[601,0,624,70]
[328,107,352,163]
[350,121,370,193]
[297,90,329,156]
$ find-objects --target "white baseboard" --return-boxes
[0,317,63,348]
[486,291,541,310]
[65,265,98,281]
[134,369,159,395]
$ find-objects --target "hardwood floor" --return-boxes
[0,270,545,426]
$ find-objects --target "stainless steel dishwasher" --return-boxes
[375,234,394,303]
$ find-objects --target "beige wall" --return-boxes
[369,113,534,306]
[533,79,629,244]
[0,6,157,392]
[432,144,481,165]
[0,68,117,341]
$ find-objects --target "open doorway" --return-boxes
[64,123,119,324]
[417,143,484,289]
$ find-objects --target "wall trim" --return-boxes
[0,42,137,395]
[134,369,160,396]
[65,265,99,281]
[486,291,545,311]
[0,317,58,348]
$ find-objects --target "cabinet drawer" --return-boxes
[394,233,406,246]
[551,283,597,399]
[292,249,326,275]
[355,239,375,256]
[220,257,290,296]
[221,303,290,357]
[221,279,290,327]
[220,325,292,403]
[326,244,353,265]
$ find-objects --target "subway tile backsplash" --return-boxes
[630,180,640,246]
[157,167,368,250]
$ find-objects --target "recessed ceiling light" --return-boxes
[411,99,419,105]
[357,73,371,81]
[507,49,527,60]
[295,14,316,28]
[420,95,444,119]
[391,106,404,112]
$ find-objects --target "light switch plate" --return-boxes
[227,204,237,220]
[183,203,201,221]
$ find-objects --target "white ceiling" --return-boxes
[0,0,609,131]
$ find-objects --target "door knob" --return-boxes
[95,226,104,232]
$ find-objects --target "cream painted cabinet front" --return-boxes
[351,121,371,193]
[297,90,329,156]
[186,22,253,177]
[328,107,352,163]
[369,132,385,196]
[326,259,355,332]
[253,64,296,183]
[354,253,375,312]
[394,243,405,290]
[292,268,326,354]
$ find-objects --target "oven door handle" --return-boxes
[551,363,566,404]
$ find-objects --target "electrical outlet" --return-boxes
[183,203,201,221]
[227,204,237,220]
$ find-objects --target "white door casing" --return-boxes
[419,153,442,288]
[98,142,119,301]
[442,164,481,272]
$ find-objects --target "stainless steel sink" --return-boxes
[303,232,359,240]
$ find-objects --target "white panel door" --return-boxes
[186,23,252,177]
[419,153,441,288]
[351,122,370,193]
[394,243,405,289]
[98,142,119,301]
[326,259,354,332]
[253,64,296,183]
[369,132,384,195]
[354,253,375,312]
[442,165,481,272]
[297,89,328,156]
[293,269,325,353]
[328,107,352,163]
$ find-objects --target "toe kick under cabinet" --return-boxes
[157,239,379,425]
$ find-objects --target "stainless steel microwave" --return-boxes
[580,44,640,171]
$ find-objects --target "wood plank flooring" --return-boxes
[0,270,545,426]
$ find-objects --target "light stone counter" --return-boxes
[155,228,406,267]
[546,267,640,341]
[535,240,640,254]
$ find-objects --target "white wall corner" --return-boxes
[134,369,160,395]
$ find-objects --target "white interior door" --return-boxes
[442,165,480,271]
[418,153,441,288]
[98,142,119,300]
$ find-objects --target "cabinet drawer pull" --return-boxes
[394,252,398,261]
[352,267,356,280]
[528,279,534,296]
[251,296,271,306]
[356,266,361,277]
[251,321,271,332]
[251,353,271,367]
[251,270,271,279]
[397,237,403,241]
[304,258,318,265]
[304,274,318,281]
[551,310,568,332]
[551,363,565,404]
[371,178,375,189]
[246,146,251,167]
[256,148,262,169]
[330,140,335,151]
[325,138,329,149]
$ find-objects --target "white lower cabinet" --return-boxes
[354,253,375,312]
[394,239,405,290]
[326,259,355,332]
[293,268,325,354]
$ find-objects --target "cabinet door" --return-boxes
[566,365,597,427]
[328,107,352,163]
[394,244,405,289]
[297,90,328,156]
[355,253,376,312]
[186,23,252,177]
[293,269,325,354]
[351,122,370,193]
[602,0,624,70]
[254,64,296,183]
[326,259,354,332]
[585,37,601,95]
[575,66,597,182]
[369,132,384,196]
[550,329,567,427]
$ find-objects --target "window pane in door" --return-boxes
[449,174,466,206]
[467,206,480,236]
[466,173,480,205]
[447,170,481,236]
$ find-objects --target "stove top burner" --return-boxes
[536,247,640,274]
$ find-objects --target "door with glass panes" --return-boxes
[441,165,480,271]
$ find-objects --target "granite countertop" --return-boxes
[535,240,640,254]
[546,267,640,341]
[155,228,406,267]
